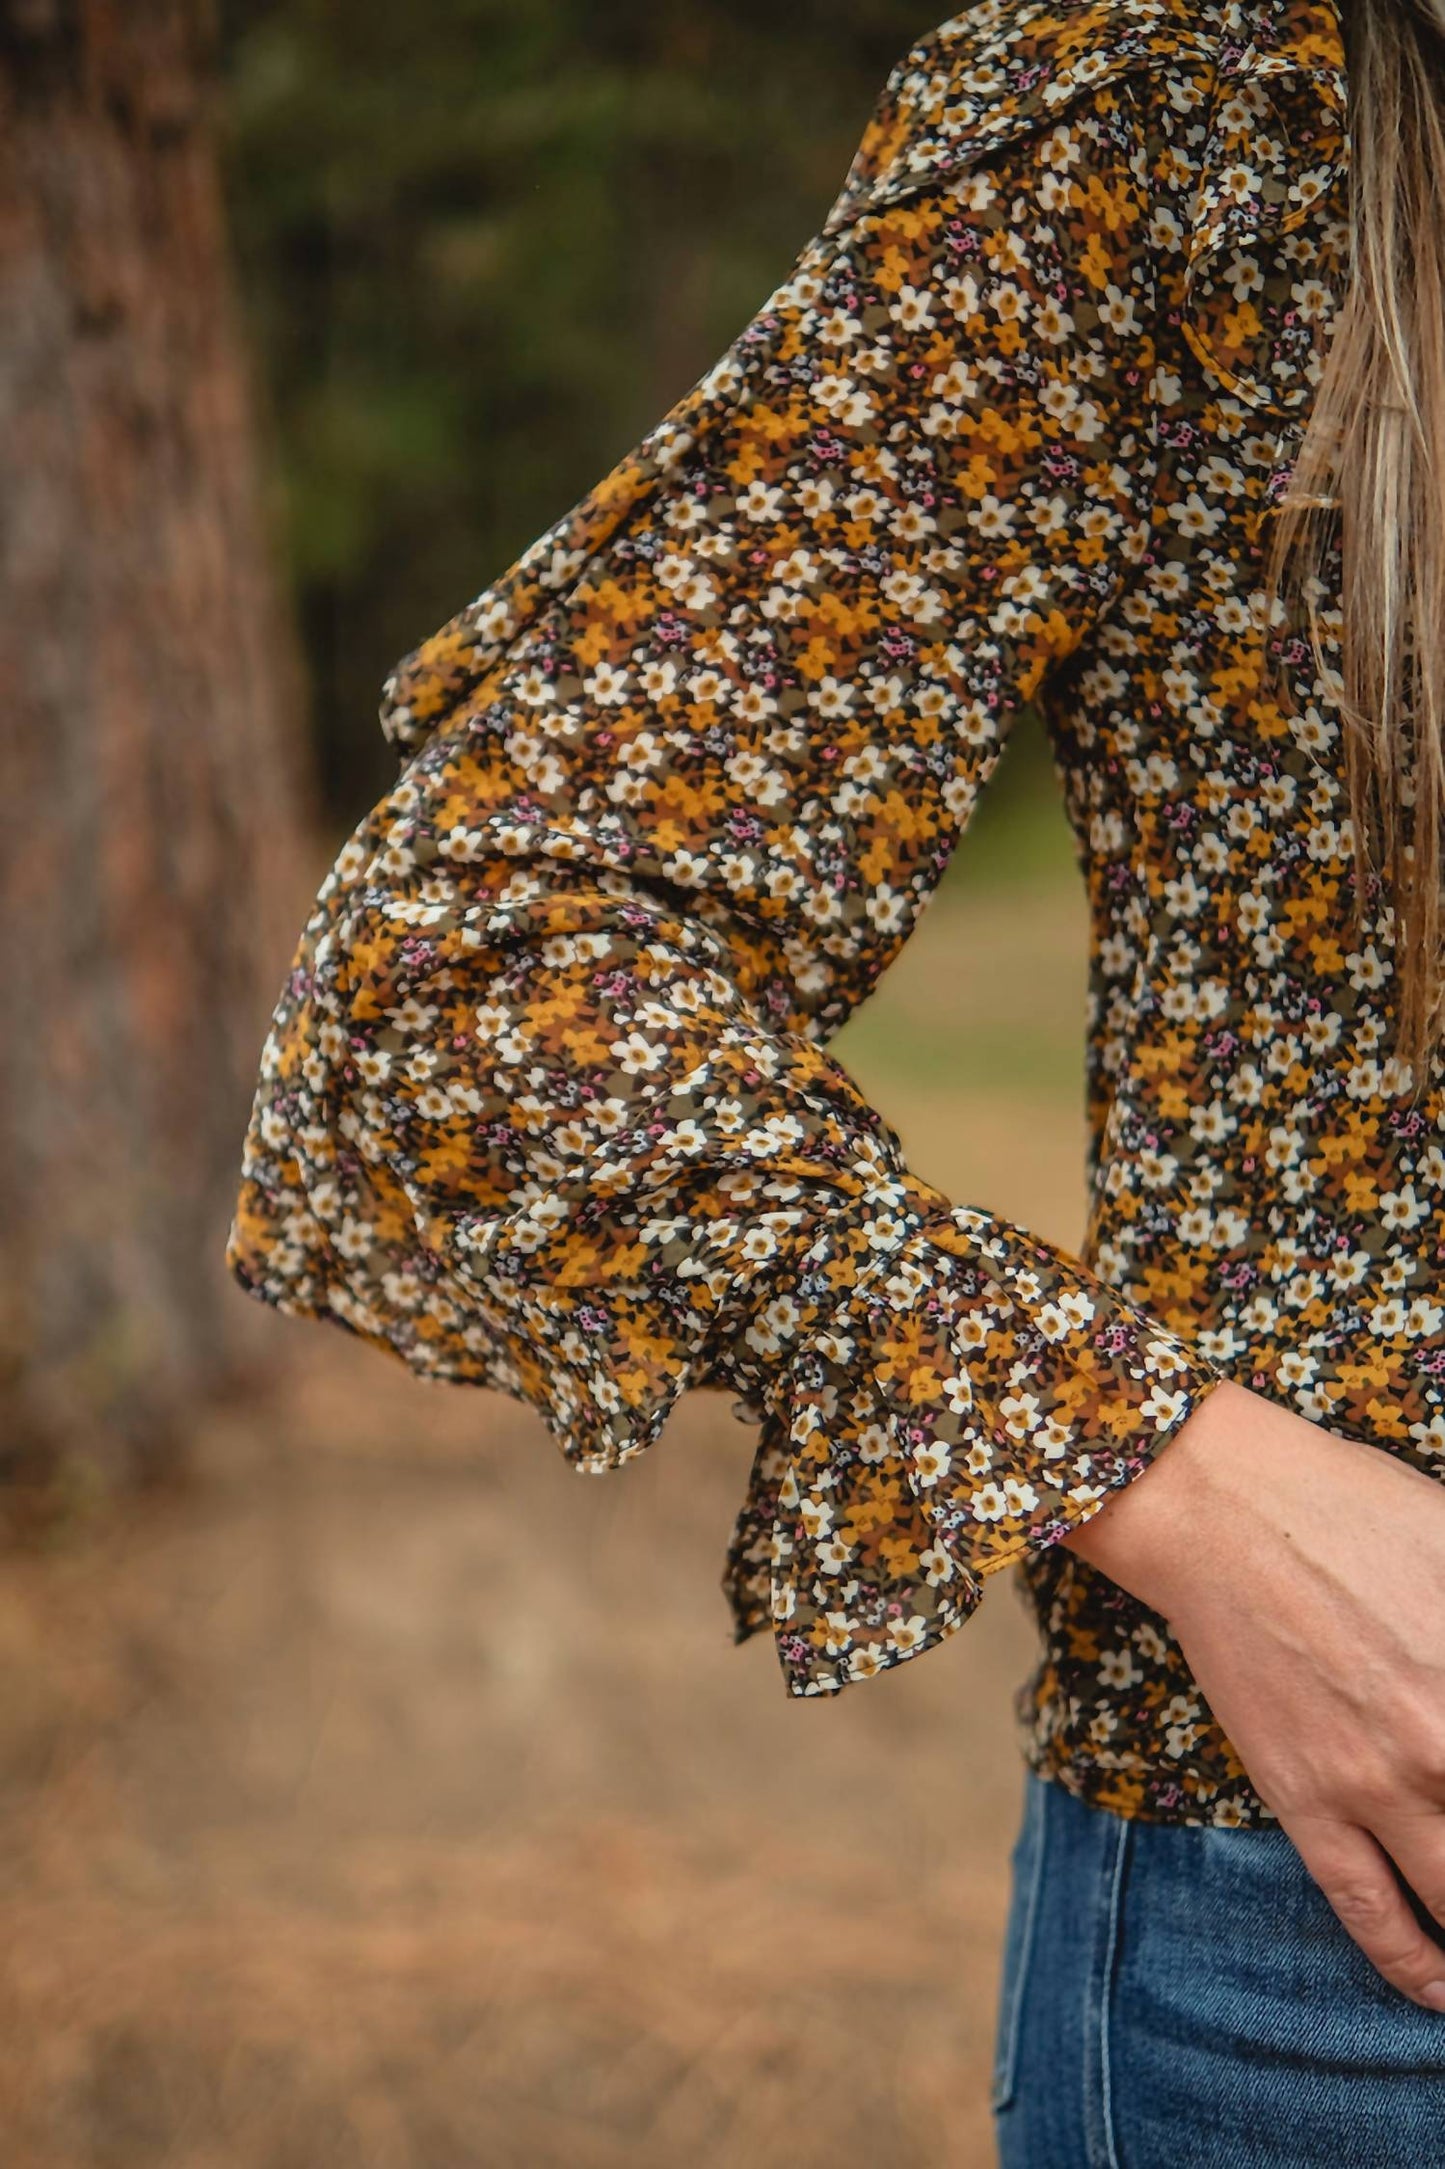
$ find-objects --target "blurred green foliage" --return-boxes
[219,0,1067,870]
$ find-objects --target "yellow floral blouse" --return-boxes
[230,0,1428,1829]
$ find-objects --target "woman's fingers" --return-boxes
[1283,1814,1445,2011]
[1365,1805,1445,1950]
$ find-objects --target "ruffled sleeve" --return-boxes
[228,21,1238,1696]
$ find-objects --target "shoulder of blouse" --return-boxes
[376,0,1349,759]
[827,0,1349,276]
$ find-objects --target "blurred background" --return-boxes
[0,3,1097,2162]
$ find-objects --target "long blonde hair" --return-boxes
[1266,0,1445,1094]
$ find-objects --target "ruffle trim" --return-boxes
[1180,6,1349,409]
[724,1175,1234,1697]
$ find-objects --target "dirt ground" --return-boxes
[0,871,1093,2168]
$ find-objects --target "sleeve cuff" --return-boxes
[722,1180,1232,1697]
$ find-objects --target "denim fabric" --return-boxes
[992,1770,1445,2167]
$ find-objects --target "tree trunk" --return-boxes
[0,0,312,1506]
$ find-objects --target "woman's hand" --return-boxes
[1062,1377,1445,2010]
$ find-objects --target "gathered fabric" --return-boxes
[231,0,1442,1826]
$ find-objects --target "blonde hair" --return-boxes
[1266,0,1445,1094]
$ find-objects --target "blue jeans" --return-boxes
[992,1770,1445,2167]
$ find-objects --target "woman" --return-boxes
[229,0,1445,2154]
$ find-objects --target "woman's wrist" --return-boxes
[1058,1376,1259,1614]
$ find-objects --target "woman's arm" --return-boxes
[1063,1383,1445,2010]
[231,77,1232,1693]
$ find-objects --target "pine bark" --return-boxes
[0,0,312,1501]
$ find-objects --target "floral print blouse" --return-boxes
[230,0,1428,1829]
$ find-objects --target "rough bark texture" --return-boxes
[0,0,312,1501]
